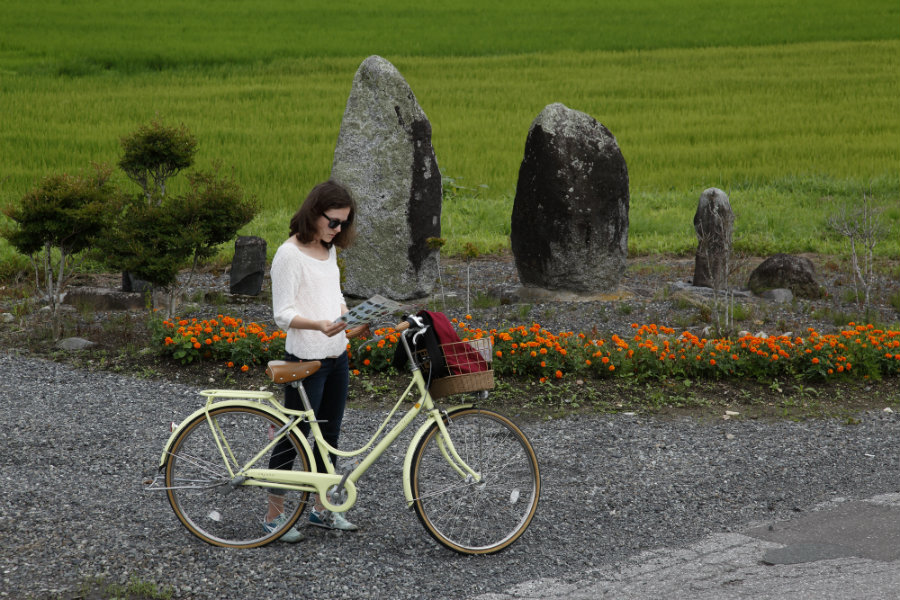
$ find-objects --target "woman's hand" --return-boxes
[317,320,348,337]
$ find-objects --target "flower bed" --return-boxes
[150,313,900,383]
[152,315,286,371]
[353,317,900,383]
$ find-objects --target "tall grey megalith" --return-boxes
[331,55,441,300]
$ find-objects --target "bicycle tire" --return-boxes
[409,408,540,554]
[164,405,310,548]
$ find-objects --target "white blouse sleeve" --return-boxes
[270,246,301,332]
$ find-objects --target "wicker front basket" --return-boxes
[430,370,495,399]
[426,337,495,399]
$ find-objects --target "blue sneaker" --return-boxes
[309,508,359,531]
[263,513,303,543]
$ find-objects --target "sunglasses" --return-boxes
[322,214,351,229]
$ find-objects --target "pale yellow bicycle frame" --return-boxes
[158,363,482,513]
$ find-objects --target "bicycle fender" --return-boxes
[402,403,473,507]
[158,400,314,470]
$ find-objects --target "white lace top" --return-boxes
[270,241,347,359]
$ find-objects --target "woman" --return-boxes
[264,180,364,541]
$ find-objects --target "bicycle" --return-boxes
[145,314,540,554]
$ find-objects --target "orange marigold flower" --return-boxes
[609,365,615,371]
[812,357,819,364]
[241,365,249,372]
[709,359,716,366]
[540,361,546,368]
[363,359,371,366]
[496,350,503,358]
[555,370,563,379]
[193,342,201,349]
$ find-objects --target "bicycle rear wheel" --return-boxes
[164,405,310,548]
[409,408,540,554]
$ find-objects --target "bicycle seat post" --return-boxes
[291,379,316,413]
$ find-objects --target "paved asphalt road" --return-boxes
[474,493,900,599]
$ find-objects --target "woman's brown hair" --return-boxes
[289,180,357,249]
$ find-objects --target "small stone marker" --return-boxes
[692,187,734,289]
[230,236,267,296]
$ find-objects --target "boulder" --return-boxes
[63,287,145,311]
[56,337,96,351]
[230,235,267,296]
[331,55,442,300]
[748,254,825,299]
[510,103,629,293]
[692,187,734,289]
[759,288,794,303]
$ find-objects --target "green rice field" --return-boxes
[1,0,898,261]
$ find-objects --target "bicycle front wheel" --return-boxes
[409,408,540,554]
[164,405,310,548]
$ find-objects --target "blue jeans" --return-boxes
[268,352,349,475]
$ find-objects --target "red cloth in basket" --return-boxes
[423,311,490,375]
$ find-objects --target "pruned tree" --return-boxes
[101,120,257,317]
[119,120,196,204]
[0,164,122,338]
[827,194,889,311]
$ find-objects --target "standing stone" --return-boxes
[230,235,267,296]
[692,187,735,289]
[331,55,441,300]
[511,103,629,293]
[122,272,152,294]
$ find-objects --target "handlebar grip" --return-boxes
[395,321,411,332]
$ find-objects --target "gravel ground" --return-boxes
[3,352,900,600]
[3,254,898,598]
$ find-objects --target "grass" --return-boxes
[1,1,898,265]
[2,0,896,72]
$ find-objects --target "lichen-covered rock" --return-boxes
[511,103,629,293]
[692,188,735,289]
[331,55,441,300]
